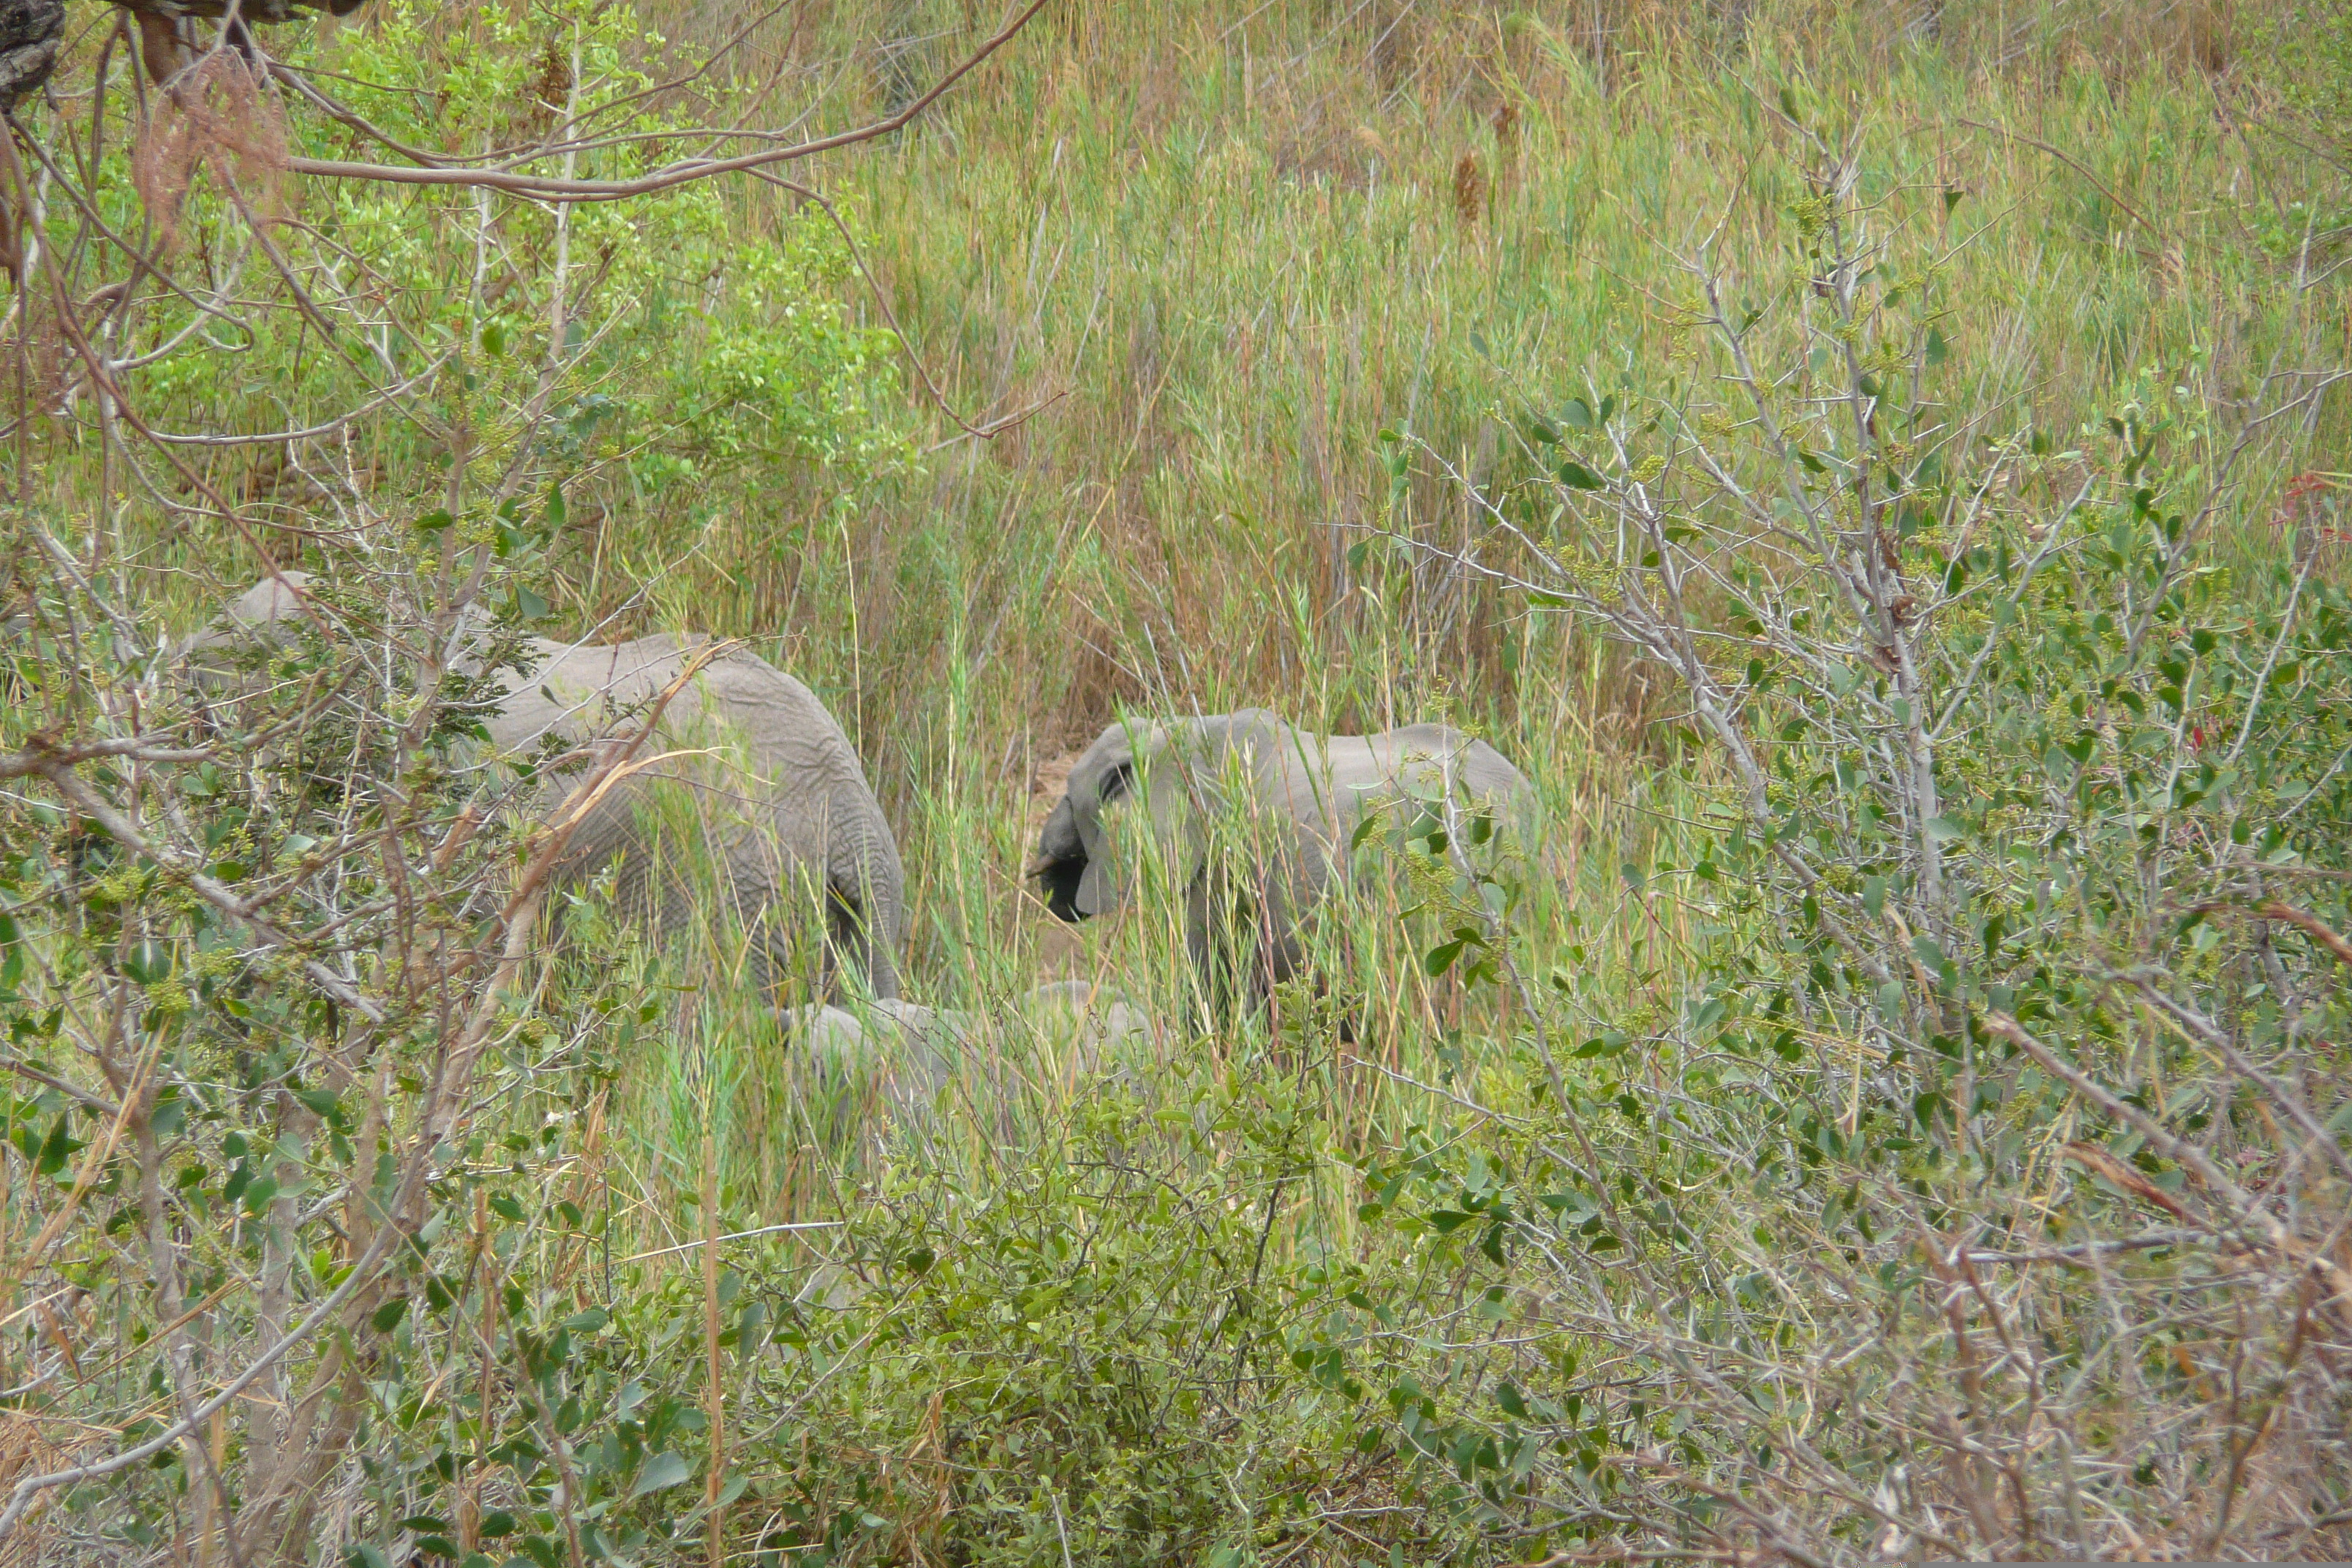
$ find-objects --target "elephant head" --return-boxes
[1030,709,1540,1016]
[1031,709,1293,924]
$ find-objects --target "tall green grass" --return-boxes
[529,0,2347,1220]
[69,0,2343,1240]
[15,4,2348,1556]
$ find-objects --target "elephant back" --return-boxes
[484,634,862,853]
[1270,724,1533,845]
[176,570,312,693]
[1365,724,1539,821]
[482,632,905,994]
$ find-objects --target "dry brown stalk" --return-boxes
[1452,150,1485,233]
[130,53,290,256]
[2262,900,2352,968]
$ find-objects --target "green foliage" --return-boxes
[1346,113,2352,1557]
[53,0,907,613]
[4,2,2351,1564]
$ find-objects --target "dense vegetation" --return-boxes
[2,0,2350,1562]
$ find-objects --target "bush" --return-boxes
[1352,110,2352,1559]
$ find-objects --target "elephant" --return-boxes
[1030,709,1539,1017]
[187,573,905,1000]
[782,981,1158,1143]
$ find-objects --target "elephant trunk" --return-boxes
[826,805,906,1000]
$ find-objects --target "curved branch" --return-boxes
[280,0,1051,203]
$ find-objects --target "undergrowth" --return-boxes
[1,0,2349,1563]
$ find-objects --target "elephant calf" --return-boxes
[783,981,1158,1143]
[189,574,905,999]
[1030,709,1539,1017]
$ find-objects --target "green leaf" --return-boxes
[1495,1381,1530,1419]
[630,1451,692,1499]
[489,1194,525,1222]
[1557,459,1604,491]
[415,509,453,534]
[34,1115,80,1178]
[514,586,549,622]
[1423,940,1465,977]
[293,1087,341,1120]
[481,321,505,357]
[121,941,173,985]
[563,1307,610,1333]
[370,1297,410,1334]
[1925,325,1950,366]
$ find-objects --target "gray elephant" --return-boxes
[1030,709,1539,1016]
[189,573,905,1000]
[783,981,1158,1145]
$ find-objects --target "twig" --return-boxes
[1961,1231,2202,1267]
[278,0,1052,203]
[26,758,388,1025]
[1953,116,2168,244]
[619,1221,843,1264]
[0,1056,119,1118]
[0,1224,400,1538]
[2261,901,2352,969]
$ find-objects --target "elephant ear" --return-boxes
[1069,727,1203,916]
[1130,725,1228,894]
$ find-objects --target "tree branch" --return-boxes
[279,0,1051,203]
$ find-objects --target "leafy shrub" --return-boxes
[1351,109,2352,1560]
